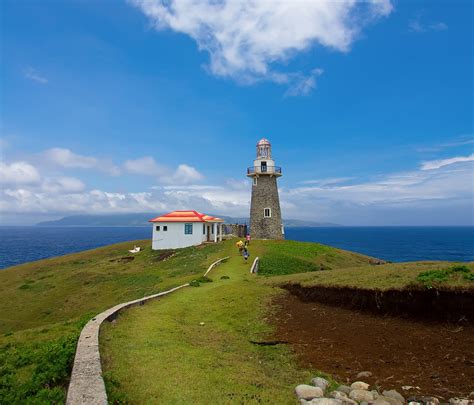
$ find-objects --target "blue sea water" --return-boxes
[0,226,473,269]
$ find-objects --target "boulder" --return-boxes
[337,385,352,395]
[382,390,405,404]
[351,381,370,390]
[356,371,373,379]
[295,385,324,401]
[349,389,374,402]
[371,390,380,399]
[312,377,330,392]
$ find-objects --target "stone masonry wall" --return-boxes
[250,175,284,239]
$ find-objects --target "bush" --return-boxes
[416,265,473,287]
[0,335,78,404]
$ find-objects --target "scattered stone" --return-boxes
[356,371,373,379]
[311,377,330,392]
[449,399,470,405]
[349,389,374,402]
[382,389,405,403]
[307,399,342,405]
[402,385,420,391]
[351,381,370,391]
[408,402,422,405]
[199,322,205,326]
[295,385,324,401]
[337,385,352,395]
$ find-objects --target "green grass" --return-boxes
[0,240,224,403]
[1,237,472,403]
[266,261,474,290]
[257,239,375,276]
[101,240,315,404]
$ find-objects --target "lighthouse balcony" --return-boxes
[247,166,282,176]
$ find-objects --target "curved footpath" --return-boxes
[66,256,229,405]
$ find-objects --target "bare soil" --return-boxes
[270,290,474,400]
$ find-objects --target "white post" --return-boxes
[214,223,217,243]
[219,223,222,242]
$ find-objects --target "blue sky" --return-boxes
[1,0,473,225]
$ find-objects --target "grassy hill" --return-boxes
[0,238,472,403]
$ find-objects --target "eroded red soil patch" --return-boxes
[270,291,474,400]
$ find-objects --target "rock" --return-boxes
[337,385,352,395]
[308,399,342,405]
[356,371,373,379]
[311,377,330,392]
[351,381,370,390]
[408,402,422,405]
[382,389,405,403]
[295,385,324,401]
[371,390,380,400]
[420,397,439,405]
[330,391,357,404]
[349,389,374,402]
[449,399,470,405]
[373,399,392,405]
[378,395,403,405]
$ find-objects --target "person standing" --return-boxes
[245,234,251,245]
[243,247,249,263]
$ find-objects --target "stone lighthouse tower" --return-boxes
[247,138,284,239]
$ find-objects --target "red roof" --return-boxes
[149,210,224,223]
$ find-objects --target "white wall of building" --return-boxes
[151,221,220,250]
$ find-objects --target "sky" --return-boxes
[1,0,473,226]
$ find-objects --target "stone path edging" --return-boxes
[66,256,229,405]
[250,257,259,274]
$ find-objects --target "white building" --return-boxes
[149,210,225,250]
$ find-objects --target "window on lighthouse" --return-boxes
[253,177,257,186]
[264,208,271,218]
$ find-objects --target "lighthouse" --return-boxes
[247,138,284,239]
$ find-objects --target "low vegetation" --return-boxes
[1,237,472,403]
[268,261,474,291]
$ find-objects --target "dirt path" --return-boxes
[270,291,474,400]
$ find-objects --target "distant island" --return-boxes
[36,213,341,228]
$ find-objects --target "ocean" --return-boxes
[0,226,472,269]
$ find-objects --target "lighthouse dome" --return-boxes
[257,138,271,146]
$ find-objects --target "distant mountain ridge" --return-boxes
[36,214,341,228]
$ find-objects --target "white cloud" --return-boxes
[43,148,120,175]
[124,156,203,184]
[24,67,48,84]
[0,161,41,184]
[124,156,166,176]
[409,17,448,33]
[1,152,472,226]
[41,177,86,193]
[420,154,474,171]
[171,164,203,183]
[131,0,392,93]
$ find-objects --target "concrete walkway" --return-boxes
[66,256,229,405]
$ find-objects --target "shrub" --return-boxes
[451,265,470,273]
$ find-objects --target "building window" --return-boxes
[264,208,271,218]
[203,224,206,234]
[211,224,214,233]
[184,223,193,235]
[163,226,168,231]
[253,177,257,186]
[156,225,160,231]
